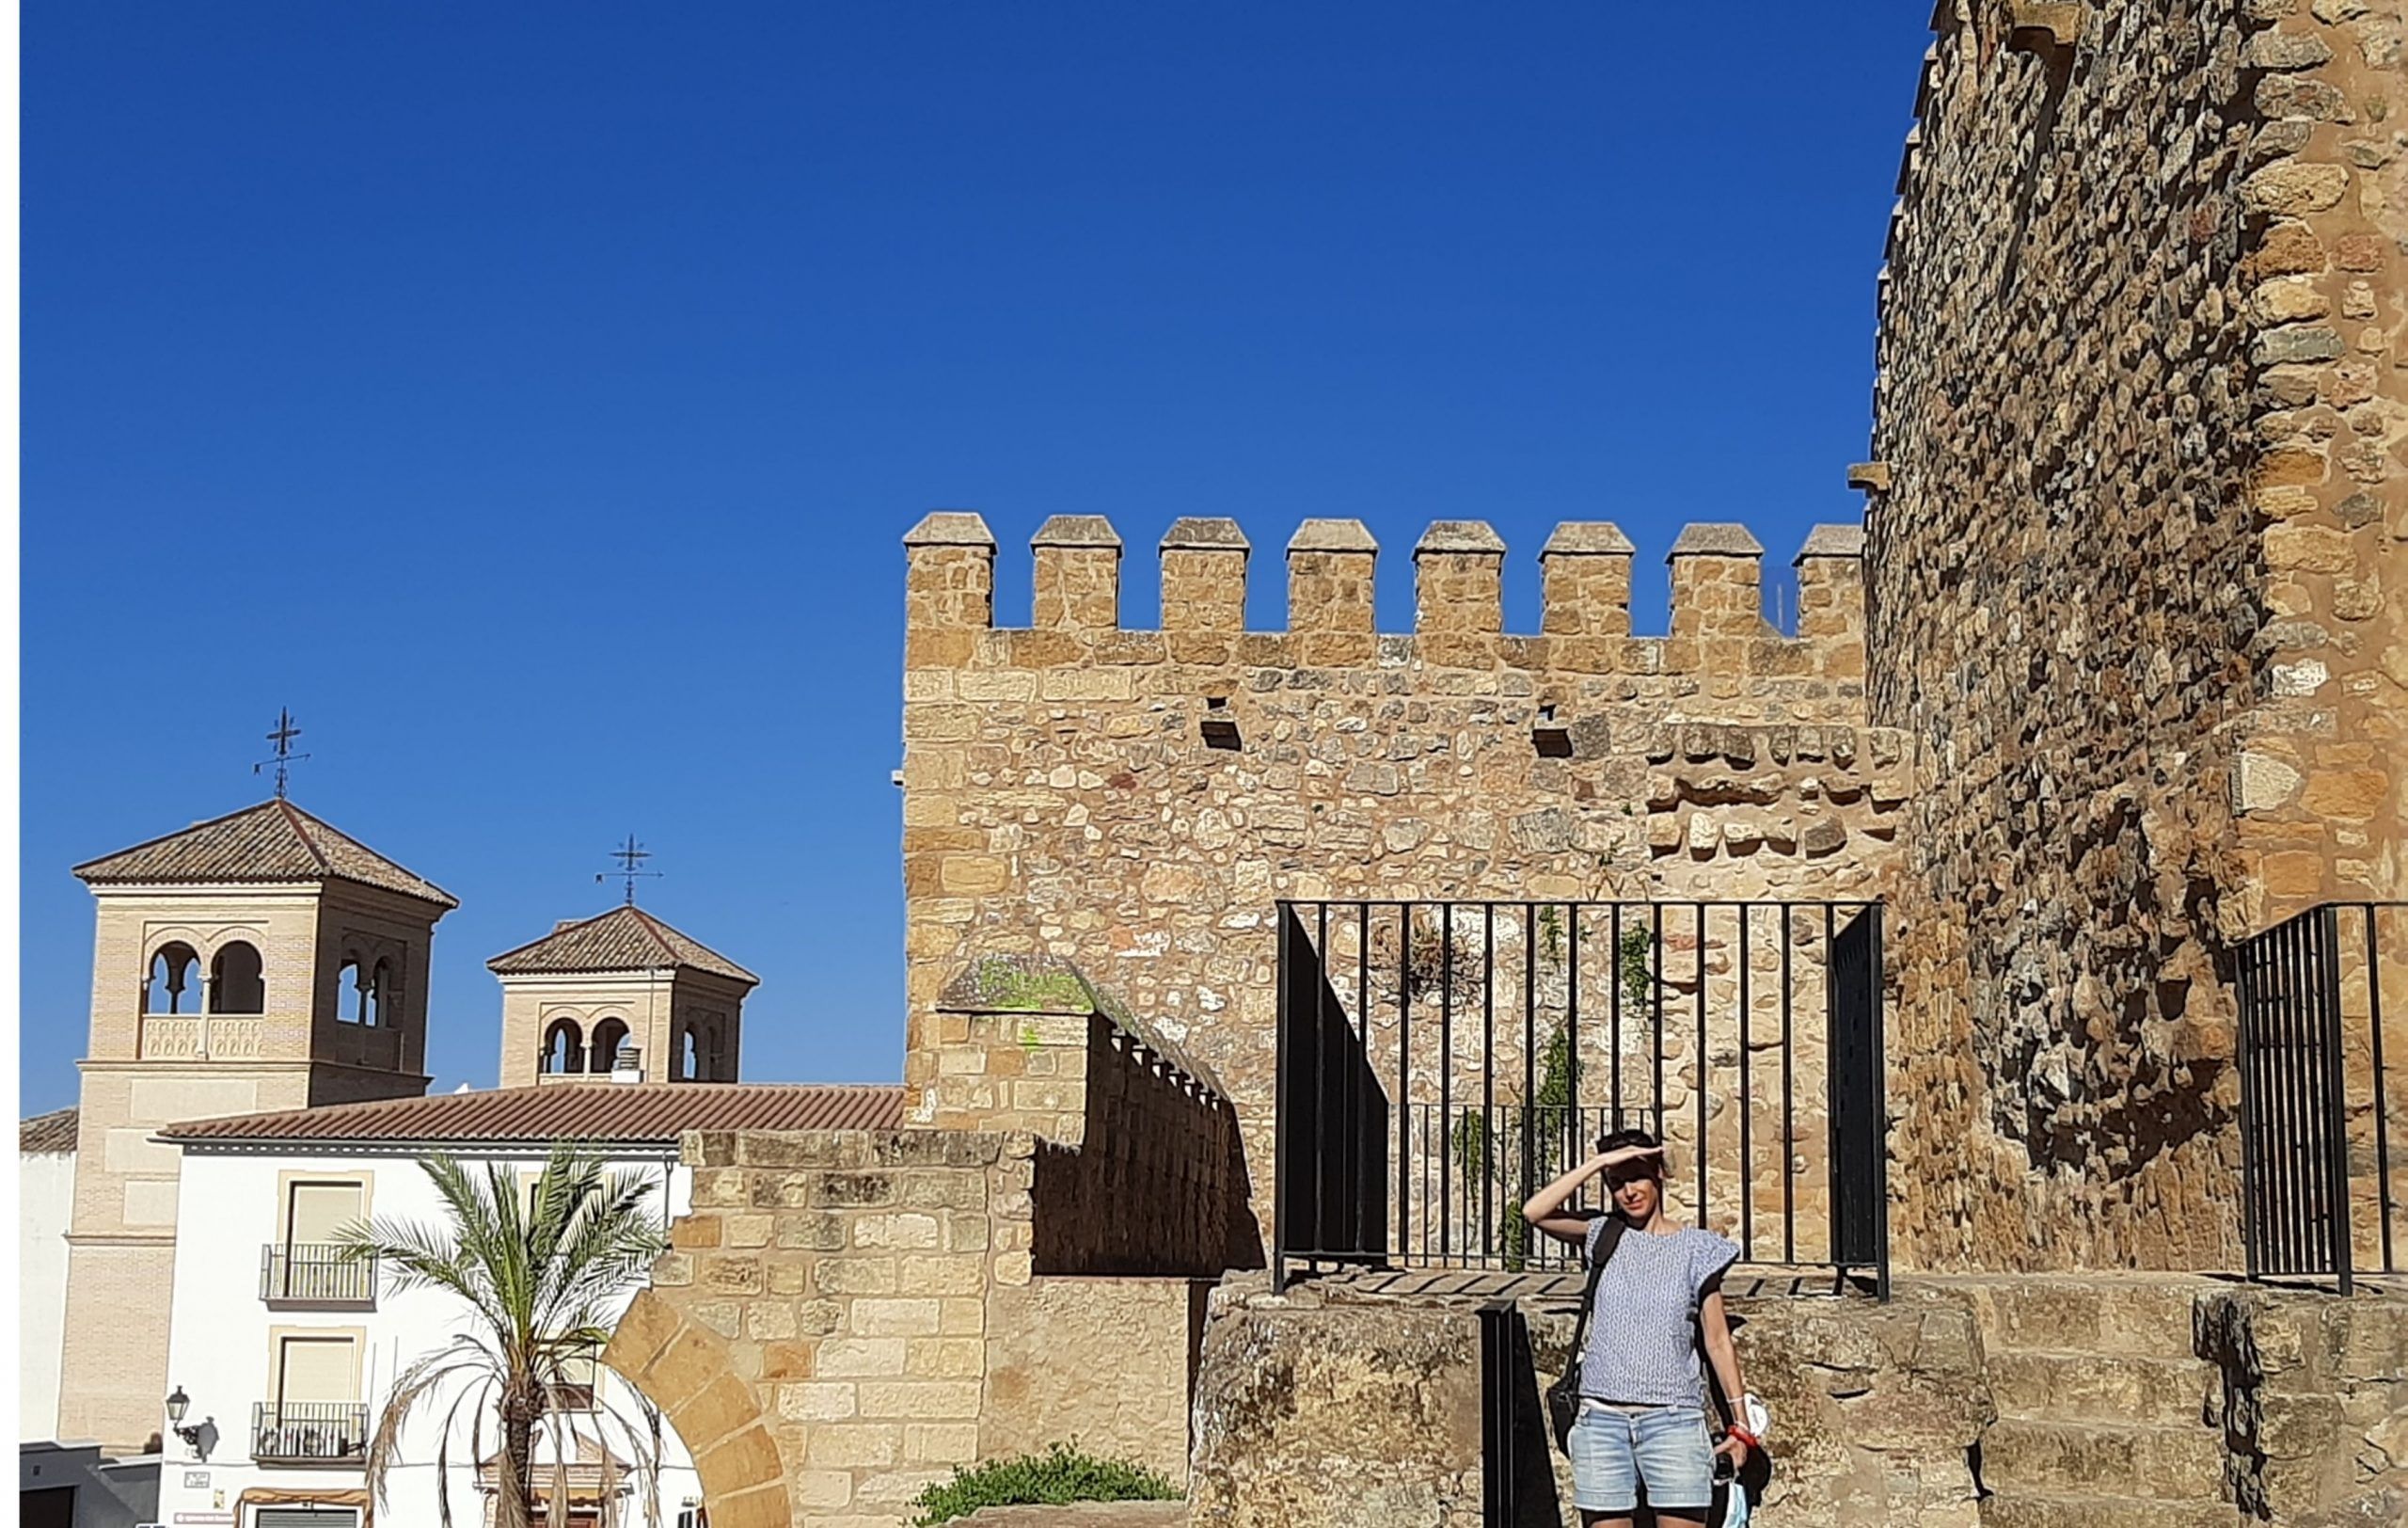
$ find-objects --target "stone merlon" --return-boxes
[1413,520,1506,558]
[1796,524,1867,563]
[903,510,997,548]
[1161,517,1250,552]
[1287,518,1379,554]
[1032,514,1124,550]
[1667,523,1766,560]
[1541,522,1637,557]
[900,517,1863,675]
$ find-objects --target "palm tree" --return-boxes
[335,1141,671,1528]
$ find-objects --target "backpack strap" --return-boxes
[1563,1215,1626,1368]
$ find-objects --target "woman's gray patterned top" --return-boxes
[1577,1218,1739,1408]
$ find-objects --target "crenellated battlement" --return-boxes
[903,513,1865,681]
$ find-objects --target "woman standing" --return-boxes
[1523,1127,1755,1528]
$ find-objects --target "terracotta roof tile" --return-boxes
[486,905,757,984]
[157,1083,898,1146]
[73,800,457,909]
[21,1106,78,1154]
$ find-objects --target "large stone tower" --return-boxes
[57,798,455,1451]
[487,904,757,1087]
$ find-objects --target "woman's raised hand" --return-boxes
[1593,1142,1666,1172]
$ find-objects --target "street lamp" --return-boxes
[164,1386,207,1451]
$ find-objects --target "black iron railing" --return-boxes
[1274,899,1889,1294]
[2237,900,2405,1293]
[251,1401,369,1463]
[259,1244,375,1305]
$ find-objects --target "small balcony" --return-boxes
[251,1401,369,1465]
[260,1245,376,1308]
[140,1013,265,1060]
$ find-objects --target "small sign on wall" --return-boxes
[183,1470,210,1488]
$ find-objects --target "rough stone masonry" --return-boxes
[1869,0,2407,1273]
[898,512,1903,1259]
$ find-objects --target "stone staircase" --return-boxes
[1964,1278,2235,1528]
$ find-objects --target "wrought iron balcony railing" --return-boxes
[251,1401,369,1464]
[259,1244,375,1306]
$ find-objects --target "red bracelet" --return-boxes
[1726,1426,1760,1451]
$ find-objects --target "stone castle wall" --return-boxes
[899,513,1909,1261]
[923,953,1257,1275]
[1864,0,2406,1271]
[606,1128,1209,1528]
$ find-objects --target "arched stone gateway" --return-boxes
[604,1289,792,1528]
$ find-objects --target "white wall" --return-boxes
[154,1142,701,1528]
[21,1147,78,1442]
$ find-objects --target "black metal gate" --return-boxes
[2237,901,2405,1293]
[1274,899,1889,1293]
[1275,902,1389,1273]
[1829,904,1889,1297]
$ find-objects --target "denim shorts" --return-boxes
[1565,1399,1716,1515]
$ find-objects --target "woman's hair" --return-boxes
[1596,1125,1667,1182]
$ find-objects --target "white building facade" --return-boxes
[146,1083,901,1528]
[22,1108,80,1445]
[146,1081,896,1528]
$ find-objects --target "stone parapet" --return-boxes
[919,954,1254,1277]
[1187,1277,1993,1528]
[2197,1284,2408,1524]
[897,515,1866,680]
[604,1127,1211,1528]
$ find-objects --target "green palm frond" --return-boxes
[345,1141,671,1527]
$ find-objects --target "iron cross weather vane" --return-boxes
[254,708,310,800]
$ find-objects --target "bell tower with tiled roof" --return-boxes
[55,798,455,1453]
[487,904,759,1087]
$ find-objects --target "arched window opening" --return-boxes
[589,1017,628,1074]
[541,1019,584,1075]
[673,1026,700,1082]
[146,943,201,1014]
[209,942,266,1015]
[337,956,366,1024]
[367,959,393,1027]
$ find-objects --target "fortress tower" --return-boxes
[488,905,757,1086]
[57,798,454,1451]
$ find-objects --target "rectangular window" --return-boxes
[547,1349,599,1413]
[275,1335,359,1406]
[284,1179,365,1246]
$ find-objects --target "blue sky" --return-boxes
[24,4,1930,1111]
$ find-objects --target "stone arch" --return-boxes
[146,941,202,1014]
[602,1287,792,1527]
[542,1017,585,1075]
[209,940,266,1013]
[589,1016,629,1074]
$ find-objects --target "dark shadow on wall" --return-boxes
[1034,1011,1266,1276]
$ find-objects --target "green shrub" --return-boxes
[909,1441,1181,1525]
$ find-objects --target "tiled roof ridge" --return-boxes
[71,798,458,908]
[627,905,683,964]
[486,904,756,983]
[21,1106,79,1154]
[277,797,338,877]
[159,1081,905,1144]
[71,799,284,878]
